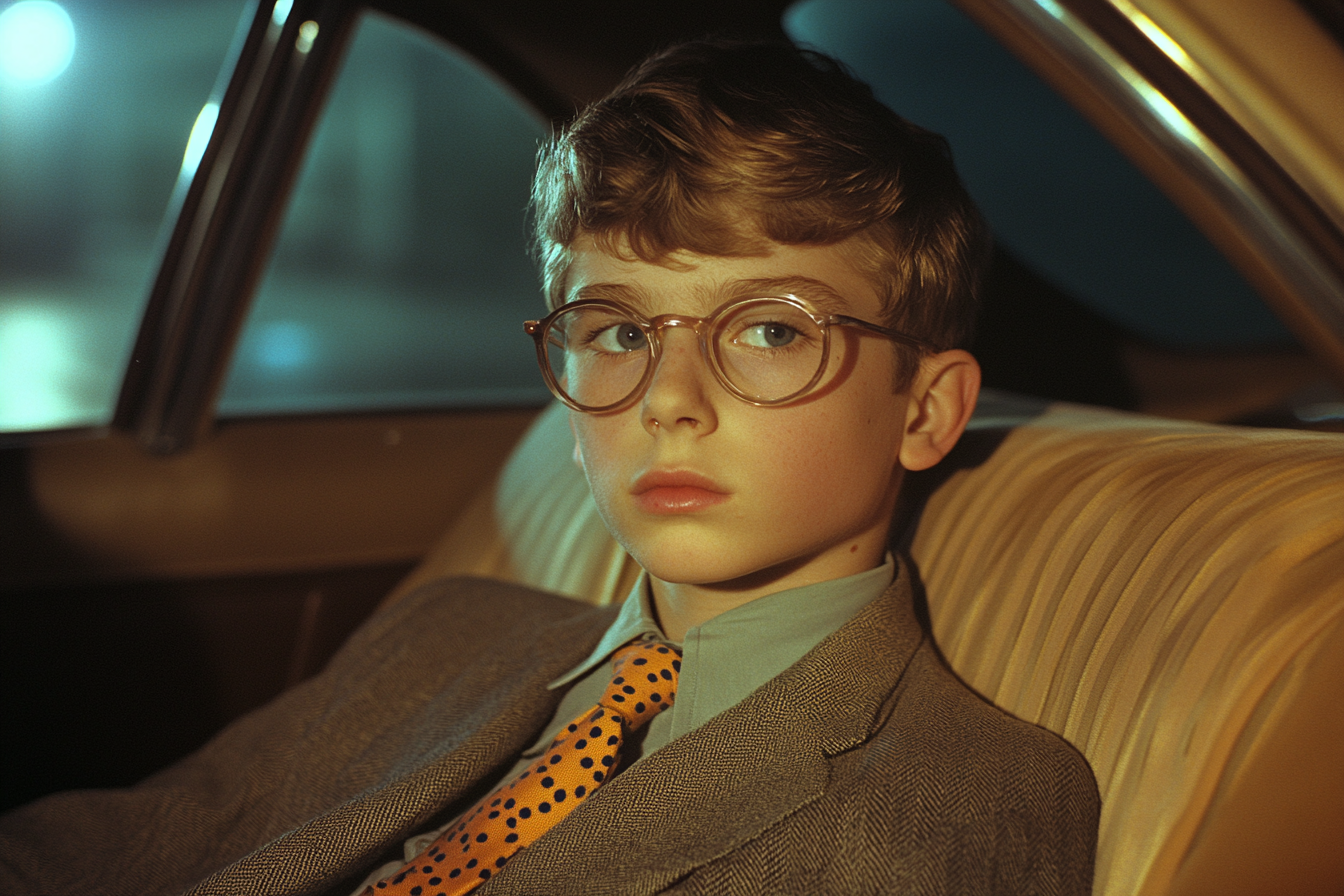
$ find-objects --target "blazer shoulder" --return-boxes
[342,575,619,666]
[857,642,1100,894]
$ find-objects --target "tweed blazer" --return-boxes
[0,572,1098,895]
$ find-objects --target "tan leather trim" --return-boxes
[23,409,538,584]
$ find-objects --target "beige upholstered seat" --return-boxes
[391,396,1344,896]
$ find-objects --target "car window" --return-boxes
[784,0,1294,349]
[0,0,248,434]
[215,11,550,417]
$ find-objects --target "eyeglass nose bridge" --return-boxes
[634,312,719,402]
[643,313,713,352]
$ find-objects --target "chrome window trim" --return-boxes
[952,0,1344,384]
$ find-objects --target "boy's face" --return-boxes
[565,237,914,592]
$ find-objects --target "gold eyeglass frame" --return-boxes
[524,294,936,414]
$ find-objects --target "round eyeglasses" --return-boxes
[524,294,935,414]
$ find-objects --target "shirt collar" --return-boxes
[548,554,895,697]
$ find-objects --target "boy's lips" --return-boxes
[631,470,729,514]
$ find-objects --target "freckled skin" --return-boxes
[565,239,926,639]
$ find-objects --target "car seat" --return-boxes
[389,393,1344,896]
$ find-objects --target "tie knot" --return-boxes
[600,640,681,730]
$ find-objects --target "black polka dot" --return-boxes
[567,723,578,732]
[554,789,566,802]
[539,802,551,813]
[488,810,499,819]
[504,798,515,809]
[574,738,587,749]
[612,676,624,684]
[549,754,562,764]
[633,657,648,665]
[661,669,672,680]
[519,807,531,819]
[466,859,478,869]
[635,702,646,713]
[423,865,432,873]
[589,726,602,737]
[622,684,636,694]
[410,886,422,895]
[505,832,519,843]
[475,833,488,843]
[506,817,517,828]
[594,771,605,782]
[479,869,491,880]
[647,673,658,682]
[490,798,501,807]
[580,757,594,768]
[541,776,554,788]
[650,693,661,702]
[672,660,681,671]
[575,785,587,797]
[607,735,619,746]
[449,869,461,879]
[611,694,625,702]
[656,645,669,653]
[601,755,614,766]
[428,877,442,886]
[496,856,509,868]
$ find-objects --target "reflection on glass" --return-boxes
[181,102,220,179]
[295,20,318,54]
[271,0,293,28]
[219,11,551,416]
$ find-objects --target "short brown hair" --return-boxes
[532,38,989,382]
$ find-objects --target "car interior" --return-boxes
[1,0,1342,894]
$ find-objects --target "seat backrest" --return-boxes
[392,397,1344,896]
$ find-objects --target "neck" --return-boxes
[649,541,887,642]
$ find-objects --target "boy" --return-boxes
[0,39,1098,895]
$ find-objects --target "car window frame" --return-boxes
[74,0,1344,456]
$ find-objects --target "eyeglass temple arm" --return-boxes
[831,315,939,352]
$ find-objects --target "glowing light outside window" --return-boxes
[0,307,91,430]
[271,0,293,28]
[254,321,316,371]
[0,0,75,85]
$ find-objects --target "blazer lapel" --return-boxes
[488,572,925,895]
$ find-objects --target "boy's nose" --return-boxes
[640,327,718,435]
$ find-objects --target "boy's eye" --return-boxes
[590,322,649,353]
[734,322,800,349]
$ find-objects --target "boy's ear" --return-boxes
[897,349,980,472]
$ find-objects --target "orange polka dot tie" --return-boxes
[367,640,681,896]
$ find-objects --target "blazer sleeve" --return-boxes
[0,577,610,896]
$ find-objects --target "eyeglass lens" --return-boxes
[543,299,828,409]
